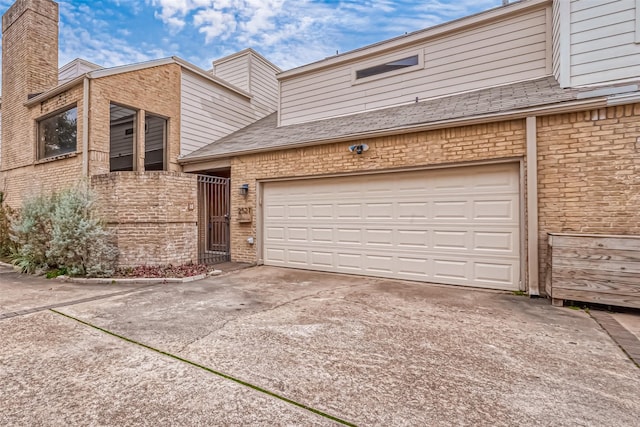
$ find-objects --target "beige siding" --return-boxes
[249,54,279,113]
[213,54,250,92]
[279,7,551,126]
[569,0,640,86]
[58,59,102,84]
[180,70,258,156]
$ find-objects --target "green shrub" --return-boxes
[10,192,55,273]
[0,191,17,257]
[11,183,118,277]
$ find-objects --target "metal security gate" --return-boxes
[197,175,230,264]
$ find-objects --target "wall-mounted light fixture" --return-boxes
[348,143,369,155]
[240,183,249,196]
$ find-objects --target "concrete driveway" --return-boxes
[1,265,639,426]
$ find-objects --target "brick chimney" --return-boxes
[1,0,59,171]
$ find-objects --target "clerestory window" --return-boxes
[355,55,420,80]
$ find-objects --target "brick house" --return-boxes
[2,0,639,304]
[178,0,640,303]
[0,0,279,266]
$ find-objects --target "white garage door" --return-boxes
[262,163,520,290]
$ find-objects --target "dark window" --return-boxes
[38,106,77,159]
[355,55,419,80]
[144,114,166,171]
[109,104,136,172]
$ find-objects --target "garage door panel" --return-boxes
[263,163,520,290]
[397,202,429,219]
[287,204,308,218]
[473,200,515,220]
[432,201,469,219]
[288,250,309,265]
[474,231,514,252]
[311,228,333,242]
[336,203,362,218]
[311,204,333,218]
[433,230,469,250]
[397,229,429,247]
[474,262,514,285]
[336,228,362,244]
[266,226,285,241]
[310,251,333,267]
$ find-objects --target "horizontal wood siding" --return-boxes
[549,234,640,309]
[250,55,279,112]
[279,7,550,126]
[180,70,257,156]
[58,61,101,83]
[214,55,250,92]
[569,0,640,86]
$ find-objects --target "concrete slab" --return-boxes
[0,264,153,314]
[58,266,640,427]
[0,311,336,426]
[611,312,640,341]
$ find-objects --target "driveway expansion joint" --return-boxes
[590,310,640,367]
[0,284,161,321]
[49,308,358,427]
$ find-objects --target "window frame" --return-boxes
[352,52,424,85]
[36,104,79,161]
[143,112,168,171]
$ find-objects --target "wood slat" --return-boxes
[552,289,640,309]
[551,256,640,273]
[552,277,640,296]
[551,235,640,251]
[551,267,640,287]
[551,247,640,263]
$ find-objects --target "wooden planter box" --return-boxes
[547,233,640,309]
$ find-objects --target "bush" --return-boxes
[10,183,118,277]
[0,191,17,257]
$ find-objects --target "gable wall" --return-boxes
[279,5,551,126]
[568,0,640,86]
[180,70,260,156]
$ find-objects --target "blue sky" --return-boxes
[0,0,504,72]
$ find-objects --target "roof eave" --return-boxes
[24,75,86,106]
[178,96,608,164]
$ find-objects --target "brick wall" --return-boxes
[1,0,64,206]
[1,85,84,208]
[537,104,640,287]
[89,63,182,175]
[91,171,198,267]
[230,120,527,262]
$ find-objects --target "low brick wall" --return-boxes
[91,171,198,267]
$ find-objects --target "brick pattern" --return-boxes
[89,63,182,176]
[537,105,640,287]
[91,171,198,267]
[230,120,527,262]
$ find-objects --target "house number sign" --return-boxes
[238,207,252,223]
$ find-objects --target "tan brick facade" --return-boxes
[229,106,640,293]
[537,105,640,287]
[88,63,182,176]
[91,171,198,267]
[230,120,527,262]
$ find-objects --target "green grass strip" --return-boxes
[50,309,357,426]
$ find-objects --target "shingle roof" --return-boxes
[180,77,586,161]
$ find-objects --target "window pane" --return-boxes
[39,107,77,158]
[356,55,419,80]
[110,104,136,172]
[144,114,166,171]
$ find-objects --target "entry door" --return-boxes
[262,163,520,290]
